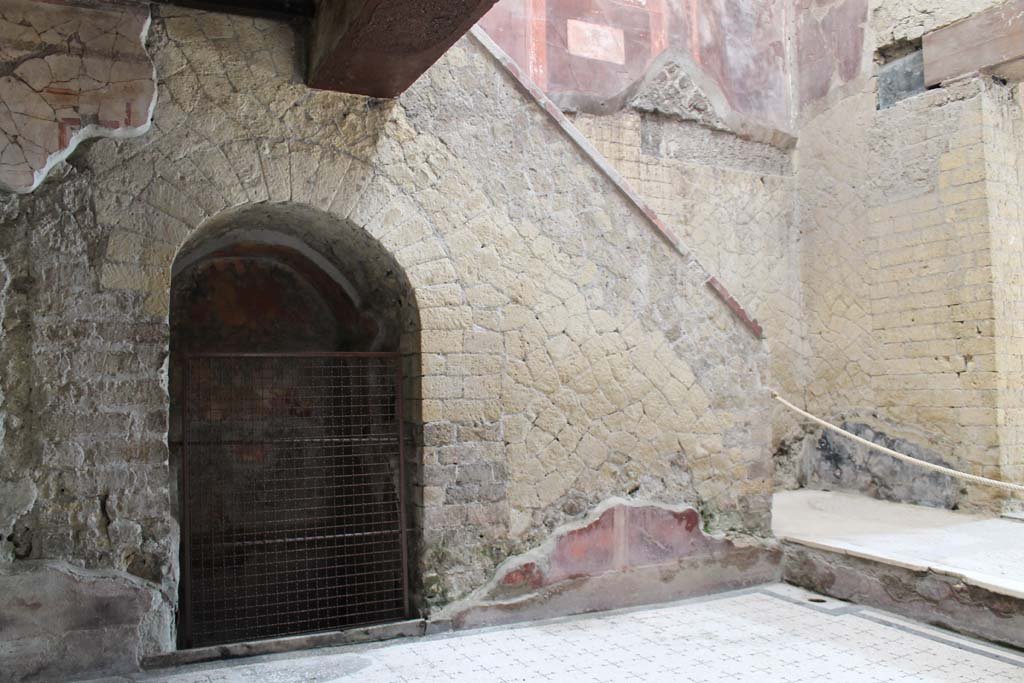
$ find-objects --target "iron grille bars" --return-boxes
[180,353,408,648]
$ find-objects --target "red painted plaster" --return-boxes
[493,503,735,593]
[479,0,791,131]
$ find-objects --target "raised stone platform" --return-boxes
[775,490,1024,649]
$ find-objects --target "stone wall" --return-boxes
[4,0,1021,678]
[0,6,774,679]
[984,85,1024,488]
[568,111,805,449]
[794,0,1024,512]
[797,78,1001,510]
[479,0,793,133]
[867,82,1001,507]
[794,1,1012,117]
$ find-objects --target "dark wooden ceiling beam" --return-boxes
[308,0,498,98]
[154,0,315,19]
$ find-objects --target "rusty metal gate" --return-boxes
[179,353,408,648]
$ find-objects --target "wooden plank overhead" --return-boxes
[308,0,499,97]
[154,0,315,18]
[923,0,1024,86]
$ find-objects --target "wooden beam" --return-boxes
[154,0,315,19]
[923,0,1024,86]
[308,0,499,98]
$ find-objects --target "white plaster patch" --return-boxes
[566,19,626,65]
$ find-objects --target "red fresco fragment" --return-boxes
[547,508,618,583]
[501,561,546,588]
[795,0,867,107]
[479,0,791,131]
[625,506,710,566]
[498,504,726,591]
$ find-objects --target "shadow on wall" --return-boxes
[800,423,964,510]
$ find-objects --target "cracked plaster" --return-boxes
[0,0,156,194]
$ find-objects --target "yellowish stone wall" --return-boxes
[985,85,1024,488]
[796,9,1022,510]
[868,84,1004,502]
[0,6,775,648]
[568,111,806,448]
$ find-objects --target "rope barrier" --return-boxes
[772,392,1024,495]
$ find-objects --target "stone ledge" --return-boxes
[782,542,1024,650]
[142,619,429,671]
[781,535,1024,602]
[0,561,172,683]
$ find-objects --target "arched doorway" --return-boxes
[169,205,419,649]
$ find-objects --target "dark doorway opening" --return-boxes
[179,352,408,647]
[170,211,418,649]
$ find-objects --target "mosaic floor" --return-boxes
[98,583,1024,682]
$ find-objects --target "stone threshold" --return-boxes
[781,535,1024,600]
[773,490,1024,601]
[142,618,444,671]
[782,542,1024,651]
[775,490,1024,651]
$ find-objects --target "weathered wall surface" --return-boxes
[794,0,868,110]
[568,111,806,448]
[871,0,1008,47]
[0,187,35,566]
[866,82,1003,507]
[444,498,781,629]
[0,0,156,193]
[798,77,1008,511]
[0,6,774,679]
[480,0,793,134]
[0,161,177,681]
[793,0,1024,511]
[984,85,1024,488]
[794,1,1013,117]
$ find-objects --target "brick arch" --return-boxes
[96,150,468,587]
[154,197,461,630]
[97,147,460,325]
[83,41,463,605]
[174,203,419,340]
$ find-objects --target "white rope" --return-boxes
[772,392,1024,495]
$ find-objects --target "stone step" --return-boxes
[774,490,1024,650]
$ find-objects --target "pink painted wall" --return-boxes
[479,0,792,132]
[794,0,868,108]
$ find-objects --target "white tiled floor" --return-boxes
[109,584,1024,683]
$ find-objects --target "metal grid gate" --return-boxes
[180,353,408,648]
